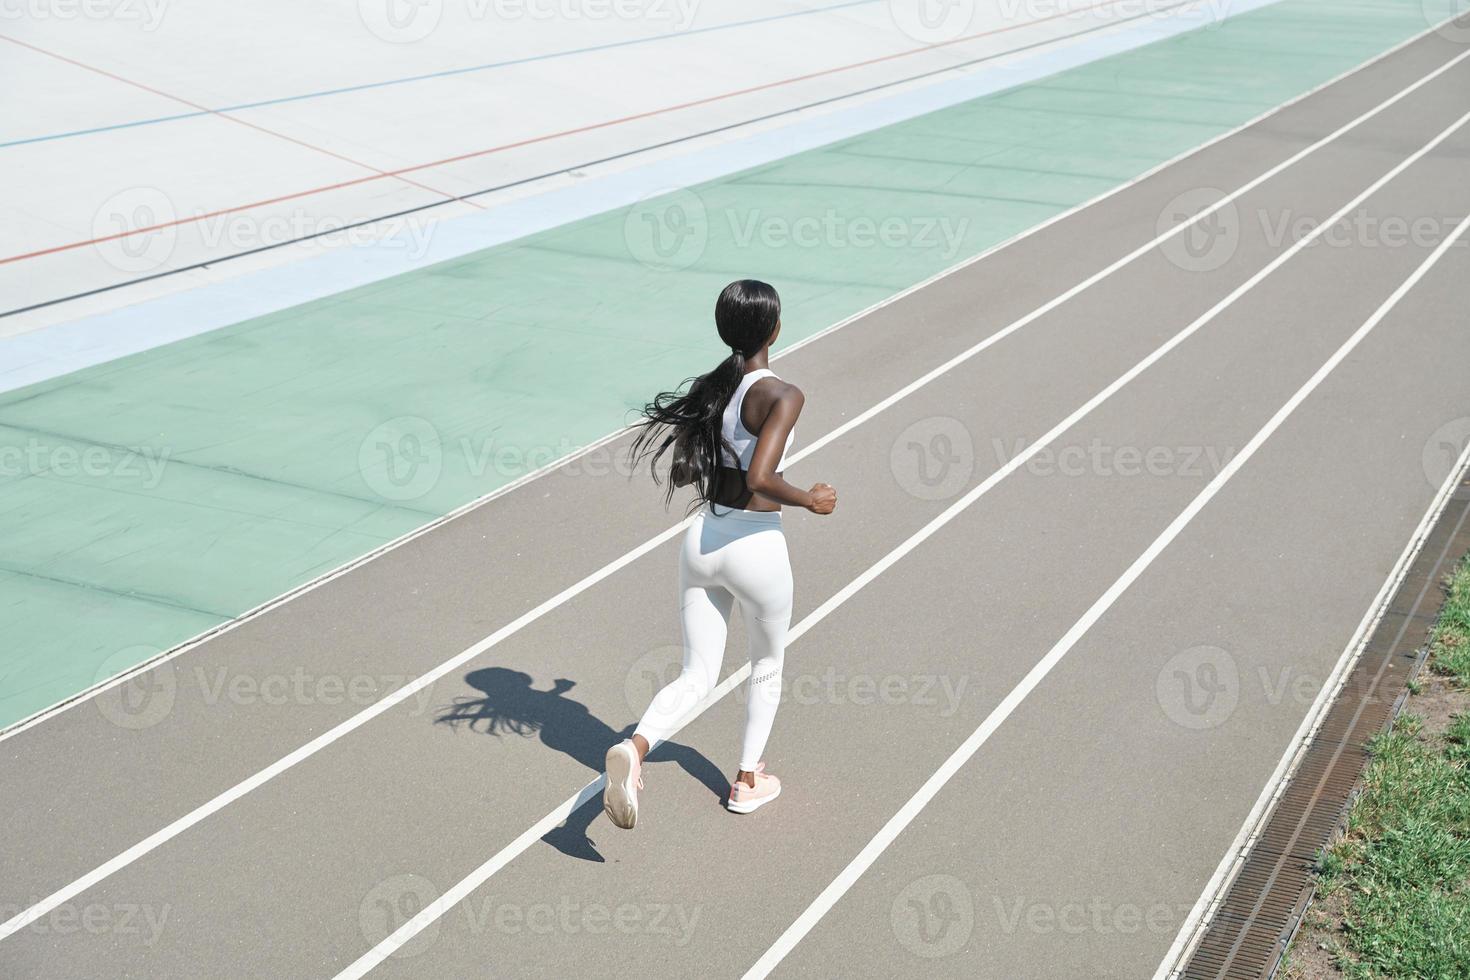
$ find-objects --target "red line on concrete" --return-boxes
[1,0,1138,266]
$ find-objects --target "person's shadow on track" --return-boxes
[436,667,727,863]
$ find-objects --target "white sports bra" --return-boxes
[720,369,795,472]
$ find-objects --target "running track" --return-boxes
[4,22,1470,979]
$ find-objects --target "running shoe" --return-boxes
[603,740,642,829]
[728,766,781,814]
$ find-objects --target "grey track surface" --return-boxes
[4,27,1470,980]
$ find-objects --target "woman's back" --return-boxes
[720,369,795,473]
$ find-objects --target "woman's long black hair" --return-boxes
[631,279,782,510]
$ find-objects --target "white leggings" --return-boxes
[634,506,793,772]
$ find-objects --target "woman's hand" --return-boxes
[806,483,837,515]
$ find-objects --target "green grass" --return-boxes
[1309,556,1470,979]
[1430,562,1470,685]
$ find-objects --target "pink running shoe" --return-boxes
[728,766,781,814]
[604,740,643,830]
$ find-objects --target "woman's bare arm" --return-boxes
[744,383,836,514]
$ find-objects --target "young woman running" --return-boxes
[603,279,837,828]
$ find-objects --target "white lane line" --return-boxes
[334,100,1470,980]
[743,182,1470,980]
[5,14,1461,746]
[4,35,1466,954]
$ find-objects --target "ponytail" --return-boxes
[630,280,781,511]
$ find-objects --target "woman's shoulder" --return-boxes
[749,374,803,408]
[744,376,804,430]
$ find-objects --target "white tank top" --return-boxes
[720,369,795,471]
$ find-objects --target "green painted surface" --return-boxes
[1,0,1460,728]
